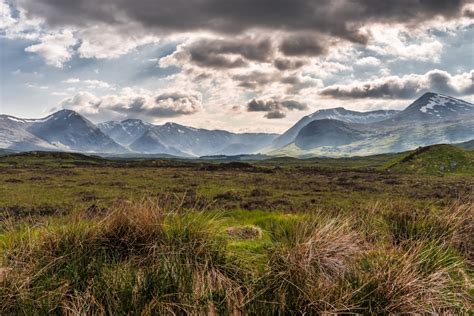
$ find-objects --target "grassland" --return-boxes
[0,151,473,314]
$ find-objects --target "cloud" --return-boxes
[63,78,80,83]
[162,37,273,70]
[17,0,467,42]
[24,30,76,67]
[355,56,381,66]
[273,58,307,70]
[59,88,203,120]
[320,69,474,99]
[366,25,444,62]
[279,34,326,56]
[265,111,286,119]
[247,98,307,119]
[63,78,112,89]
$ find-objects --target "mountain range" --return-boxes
[1,92,473,157]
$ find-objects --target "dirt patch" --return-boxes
[227,225,262,240]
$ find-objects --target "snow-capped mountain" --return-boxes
[1,92,472,157]
[271,108,399,149]
[383,92,474,124]
[0,115,56,151]
[270,93,474,157]
[98,119,153,146]
[26,110,125,153]
[0,110,125,153]
[129,129,188,156]
[99,120,279,156]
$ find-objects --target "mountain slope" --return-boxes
[98,119,152,146]
[26,110,125,153]
[129,129,188,156]
[0,115,57,151]
[294,119,368,149]
[455,139,474,151]
[385,144,474,175]
[272,108,398,148]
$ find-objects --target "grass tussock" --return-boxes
[255,219,364,313]
[1,197,472,314]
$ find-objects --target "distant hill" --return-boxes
[385,144,474,175]
[455,139,474,151]
[271,107,398,149]
[294,119,367,149]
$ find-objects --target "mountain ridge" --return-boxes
[1,92,472,157]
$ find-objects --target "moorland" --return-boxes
[0,146,473,314]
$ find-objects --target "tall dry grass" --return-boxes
[1,197,472,314]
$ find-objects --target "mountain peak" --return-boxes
[386,92,473,124]
[51,109,78,117]
[122,118,144,124]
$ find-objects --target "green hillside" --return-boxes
[385,144,474,175]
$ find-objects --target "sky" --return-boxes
[1,0,473,133]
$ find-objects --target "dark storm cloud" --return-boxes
[279,35,326,56]
[234,71,276,90]
[190,52,247,69]
[320,69,474,99]
[247,98,307,119]
[18,0,468,44]
[190,38,273,62]
[187,38,273,68]
[464,8,474,18]
[273,58,307,70]
[265,111,286,119]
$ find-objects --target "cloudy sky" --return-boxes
[1,0,473,132]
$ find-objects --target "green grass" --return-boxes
[385,144,474,175]
[1,198,471,314]
[0,152,473,314]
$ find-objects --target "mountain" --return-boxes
[129,129,188,156]
[382,92,474,124]
[455,139,474,151]
[100,120,278,156]
[0,115,55,151]
[98,119,152,146]
[0,110,125,153]
[27,110,125,153]
[385,144,474,175]
[271,108,398,149]
[1,92,472,157]
[294,119,367,149]
[269,93,474,157]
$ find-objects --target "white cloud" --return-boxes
[63,78,80,83]
[25,30,77,67]
[355,56,381,67]
[76,23,159,59]
[366,24,444,62]
[63,78,112,89]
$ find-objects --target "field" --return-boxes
[1,151,473,314]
